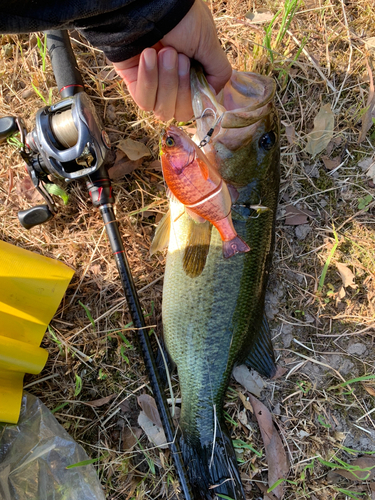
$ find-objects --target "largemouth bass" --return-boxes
[160,125,250,258]
[153,65,280,500]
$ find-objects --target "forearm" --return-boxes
[0,0,195,60]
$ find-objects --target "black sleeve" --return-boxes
[0,0,195,61]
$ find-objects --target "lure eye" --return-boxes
[165,136,175,147]
[259,131,276,151]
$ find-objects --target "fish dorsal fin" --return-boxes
[183,219,212,278]
[150,210,171,256]
[196,157,210,181]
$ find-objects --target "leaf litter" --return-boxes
[2,1,375,499]
[248,394,289,500]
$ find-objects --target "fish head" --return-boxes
[191,64,280,187]
[160,125,196,175]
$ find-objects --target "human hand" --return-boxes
[113,0,231,122]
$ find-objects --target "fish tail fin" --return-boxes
[245,314,276,378]
[223,235,250,259]
[180,422,246,500]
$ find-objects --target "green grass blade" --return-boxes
[66,457,101,469]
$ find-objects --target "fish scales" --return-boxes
[159,64,280,499]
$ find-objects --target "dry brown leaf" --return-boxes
[84,394,116,407]
[15,177,44,203]
[148,159,162,171]
[138,410,168,449]
[249,394,289,499]
[245,8,274,23]
[336,262,357,289]
[118,138,151,161]
[271,366,287,380]
[137,393,163,428]
[322,155,341,170]
[108,150,143,179]
[122,426,142,450]
[371,481,375,500]
[327,457,375,483]
[232,365,265,397]
[358,58,375,143]
[285,125,295,146]
[305,103,335,156]
[284,206,309,226]
[119,399,131,413]
[362,384,375,397]
[365,162,375,184]
[238,391,253,412]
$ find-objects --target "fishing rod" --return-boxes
[0,30,193,500]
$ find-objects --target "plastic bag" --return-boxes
[0,392,105,500]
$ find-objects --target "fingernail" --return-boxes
[178,55,190,76]
[162,50,177,70]
[143,49,156,70]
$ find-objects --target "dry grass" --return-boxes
[1,0,375,499]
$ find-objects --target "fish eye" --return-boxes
[165,136,175,147]
[259,131,276,151]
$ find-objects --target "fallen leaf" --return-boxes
[358,157,374,171]
[327,457,375,482]
[249,394,289,500]
[15,177,44,203]
[365,37,375,55]
[365,162,375,183]
[285,125,296,146]
[322,155,341,170]
[271,366,287,380]
[305,103,335,156]
[284,206,310,225]
[362,384,375,397]
[137,393,163,428]
[118,138,151,161]
[233,365,265,397]
[119,399,131,413]
[148,159,162,171]
[238,391,253,412]
[138,410,168,449]
[122,426,142,450]
[358,58,375,143]
[108,150,143,179]
[336,262,357,289]
[84,394,116,407]
[245,8,274,23]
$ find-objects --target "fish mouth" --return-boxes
[191,63,276,131]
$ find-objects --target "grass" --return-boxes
[1,0,375,499]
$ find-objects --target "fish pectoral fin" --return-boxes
[150,209,171,256]
[183,219,212,278]
[244,314,277,378]
[196,157,210,181]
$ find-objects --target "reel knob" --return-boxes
[0,116,19,144]
[18,205,54,230]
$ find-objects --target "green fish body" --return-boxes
[154,65,280,500]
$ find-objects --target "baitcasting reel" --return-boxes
[0,91,112,229]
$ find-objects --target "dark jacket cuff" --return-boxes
[80,0,195,62]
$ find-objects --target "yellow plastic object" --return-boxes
[0,241,74,424]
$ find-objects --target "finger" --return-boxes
[113,48,158,111]
[154,48,178,121]
[133,48,158,111]
[174,54,193,123]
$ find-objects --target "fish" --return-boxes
[160,125,250,259]
[152,64,280,500]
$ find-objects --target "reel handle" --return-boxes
[18,205,54,230]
